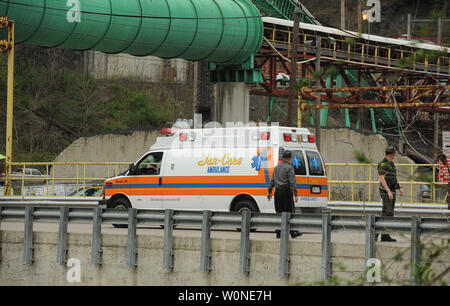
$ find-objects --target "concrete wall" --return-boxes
[87,51,190,82]
[53,130,160,179]
[1,230,448,285]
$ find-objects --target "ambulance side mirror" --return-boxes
[128,163,136,175]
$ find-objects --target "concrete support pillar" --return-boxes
[215,83,250,125]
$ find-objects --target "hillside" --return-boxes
[0,46,194,162]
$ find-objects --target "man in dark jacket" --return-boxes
[267,150,302,239]
[377,145,404,242]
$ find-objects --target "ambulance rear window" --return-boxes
[279,148,306,176]
[291,151,307,175]
[305,151,324,176]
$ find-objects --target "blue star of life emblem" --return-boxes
[292,156,301,169]
[311,157,320,170]
[251,152,267,171]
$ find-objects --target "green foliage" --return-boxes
[416,172,433,183]
[411,238,450,286]
[296,77,312,90]
[0,49,173,162]
[312,71,322,80]
[354,150,372,164]
[397,56,415,69]
[324,65,339,78]
[344,37,355,46]
[105,89,172,132]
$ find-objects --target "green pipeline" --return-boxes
[0,0,263,65]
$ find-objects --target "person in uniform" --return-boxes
[267,150,302,239]
[377,145,404,242]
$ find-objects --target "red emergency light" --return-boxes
[283,133,291,141]
[261,132,270,140]
[308,134,315,143]
[159,128,178,136]
[179,133,188,141]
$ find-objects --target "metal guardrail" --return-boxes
[0,196,101,207]
[0,197,448,216]
[0,205,448,283]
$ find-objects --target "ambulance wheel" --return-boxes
[111,197,131,228]
[233,200,259,232]
[233,200,259,214]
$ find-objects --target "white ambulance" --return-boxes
[100,126,328,214]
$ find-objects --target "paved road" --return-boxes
[1,221,447,247]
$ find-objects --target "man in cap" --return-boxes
[267,150,302,239]
[377,145,404,242]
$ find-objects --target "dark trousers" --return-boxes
[379,189,396,238]
[274,186,295,213]
[274,186,299,237]
[380,189,396,217]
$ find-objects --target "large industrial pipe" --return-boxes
[0,0,263,64]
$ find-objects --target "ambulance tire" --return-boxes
[234,201,259,214]
[233,200,259,232]
[111,197,131,228]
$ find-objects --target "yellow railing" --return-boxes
[2,162,130,197]
[264,26,450,74]
[326,163,446,205]
[1,161,447,205]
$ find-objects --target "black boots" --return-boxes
[381,234,396,242]
[290,231,303,238]
[375,233,396,242]
[275,230,303,239]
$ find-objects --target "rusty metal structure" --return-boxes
[250,16,450,134]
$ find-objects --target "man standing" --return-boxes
[377,145,404,242]
[267,150,302,239]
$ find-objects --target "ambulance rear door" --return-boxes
[304,150,327,207]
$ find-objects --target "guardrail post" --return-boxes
[56,207,69,266]
[0,206,2,263]
[279,212,290,278]
[321,212,332,280]
[239,210,251,275]
[200,210,212,273]
[126,208,138,269]
[91,207,102,268]
[163,209,174,272]
[23,206,34,265]
[410,216,422,285]
[365,215,376,261]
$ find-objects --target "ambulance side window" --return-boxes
[135,152,163,176]
[291,150,307,175]
[279,148,306,175]
[305,151,324,176]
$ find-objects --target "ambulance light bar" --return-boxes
[159,128,178,136]
[179,132,196,142]
[261,132,270,140]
